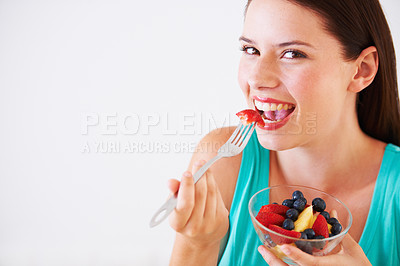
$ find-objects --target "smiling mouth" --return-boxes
[254,99,296,124]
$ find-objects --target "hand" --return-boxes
[168,160,229,248]
[258,233,371,265]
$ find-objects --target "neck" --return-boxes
[271,119,385,194]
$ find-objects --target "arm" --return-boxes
[168,127,241,266]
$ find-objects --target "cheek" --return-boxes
[238,58,250,95]
[283,69,318,104]
[288,66,349,129]
[286,66,338,105]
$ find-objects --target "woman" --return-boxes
[167,0,400,265]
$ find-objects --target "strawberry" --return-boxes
[259,204,289,216]
[256,212,285,228]
[236,109,265,127]
[312,214,329,238]
[267,224,301,245]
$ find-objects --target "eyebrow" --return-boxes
[239,36,316,49]
[239,36,254,44]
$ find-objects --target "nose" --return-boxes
[247,56,280,90]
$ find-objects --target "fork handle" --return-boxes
[149,153,223,228]
[192,154,223,183]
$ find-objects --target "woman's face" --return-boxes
[239,0,356,150]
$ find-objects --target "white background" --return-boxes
[0,0,399,265]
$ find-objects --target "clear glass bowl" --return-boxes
[248,185,352,265]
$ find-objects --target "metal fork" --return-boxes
[149,122,256,227]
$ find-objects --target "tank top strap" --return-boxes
[358,143,400,265]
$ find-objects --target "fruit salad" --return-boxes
[255,190,343,254]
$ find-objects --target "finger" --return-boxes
[214,179,229,225]
[188,161,208,225]
[170,171,195,230]
[203,170,218,222]
[215,180,227,211]
[280,244,316,266]
[191,159,206,177]
[329,240,342,255]
[258,245,287,266]
[167,179,180,195]
[329,209,355,253]
[176,172,195,211]
[215,186,229,229]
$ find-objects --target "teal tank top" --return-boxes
[218,132,400,266]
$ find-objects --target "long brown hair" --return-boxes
[246,0,400,146]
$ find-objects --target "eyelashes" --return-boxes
[239,45,259,55]
[281,50,307,59]
[239,45,308,59]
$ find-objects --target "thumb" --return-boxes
[280,244,317,265]
[167,179,180,195]
[340,233,361,253]
[258,245,287,266]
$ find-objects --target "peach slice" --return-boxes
[294,206,314,232]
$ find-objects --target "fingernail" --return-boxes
[195,160,204,166]
[280,245,291,254]
[183,171,191,177]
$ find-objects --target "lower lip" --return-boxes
[257,110,295,131]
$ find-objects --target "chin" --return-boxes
[255,128,300,151]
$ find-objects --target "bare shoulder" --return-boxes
[188,126,242,211]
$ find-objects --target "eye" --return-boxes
[282,50,307,59]
[240,45,260,55]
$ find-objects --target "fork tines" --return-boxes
[231,123,256,147]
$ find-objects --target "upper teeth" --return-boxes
[255,100,294,112]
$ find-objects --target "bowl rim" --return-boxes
[248,184,353,242]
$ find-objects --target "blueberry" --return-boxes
[272,202,278,204]
[282,219,295,230]
[329,233,333,238]
[312,198,326,212]
[297,197,307,204]
[295,240,313,254]
[293,198,306,212]
[286,208,299,221]
[282,199,295,208]
[292,190,304,200]
[327,217,339,225]
[303,228,315,239]
[331,222,342,235]
[312,235,326,250]
[320,211,330,221]
[300,197,307,205]
[300,231,308,239]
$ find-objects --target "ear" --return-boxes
[348,46,379,93]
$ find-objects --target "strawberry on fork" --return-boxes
[236,109,265,127]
